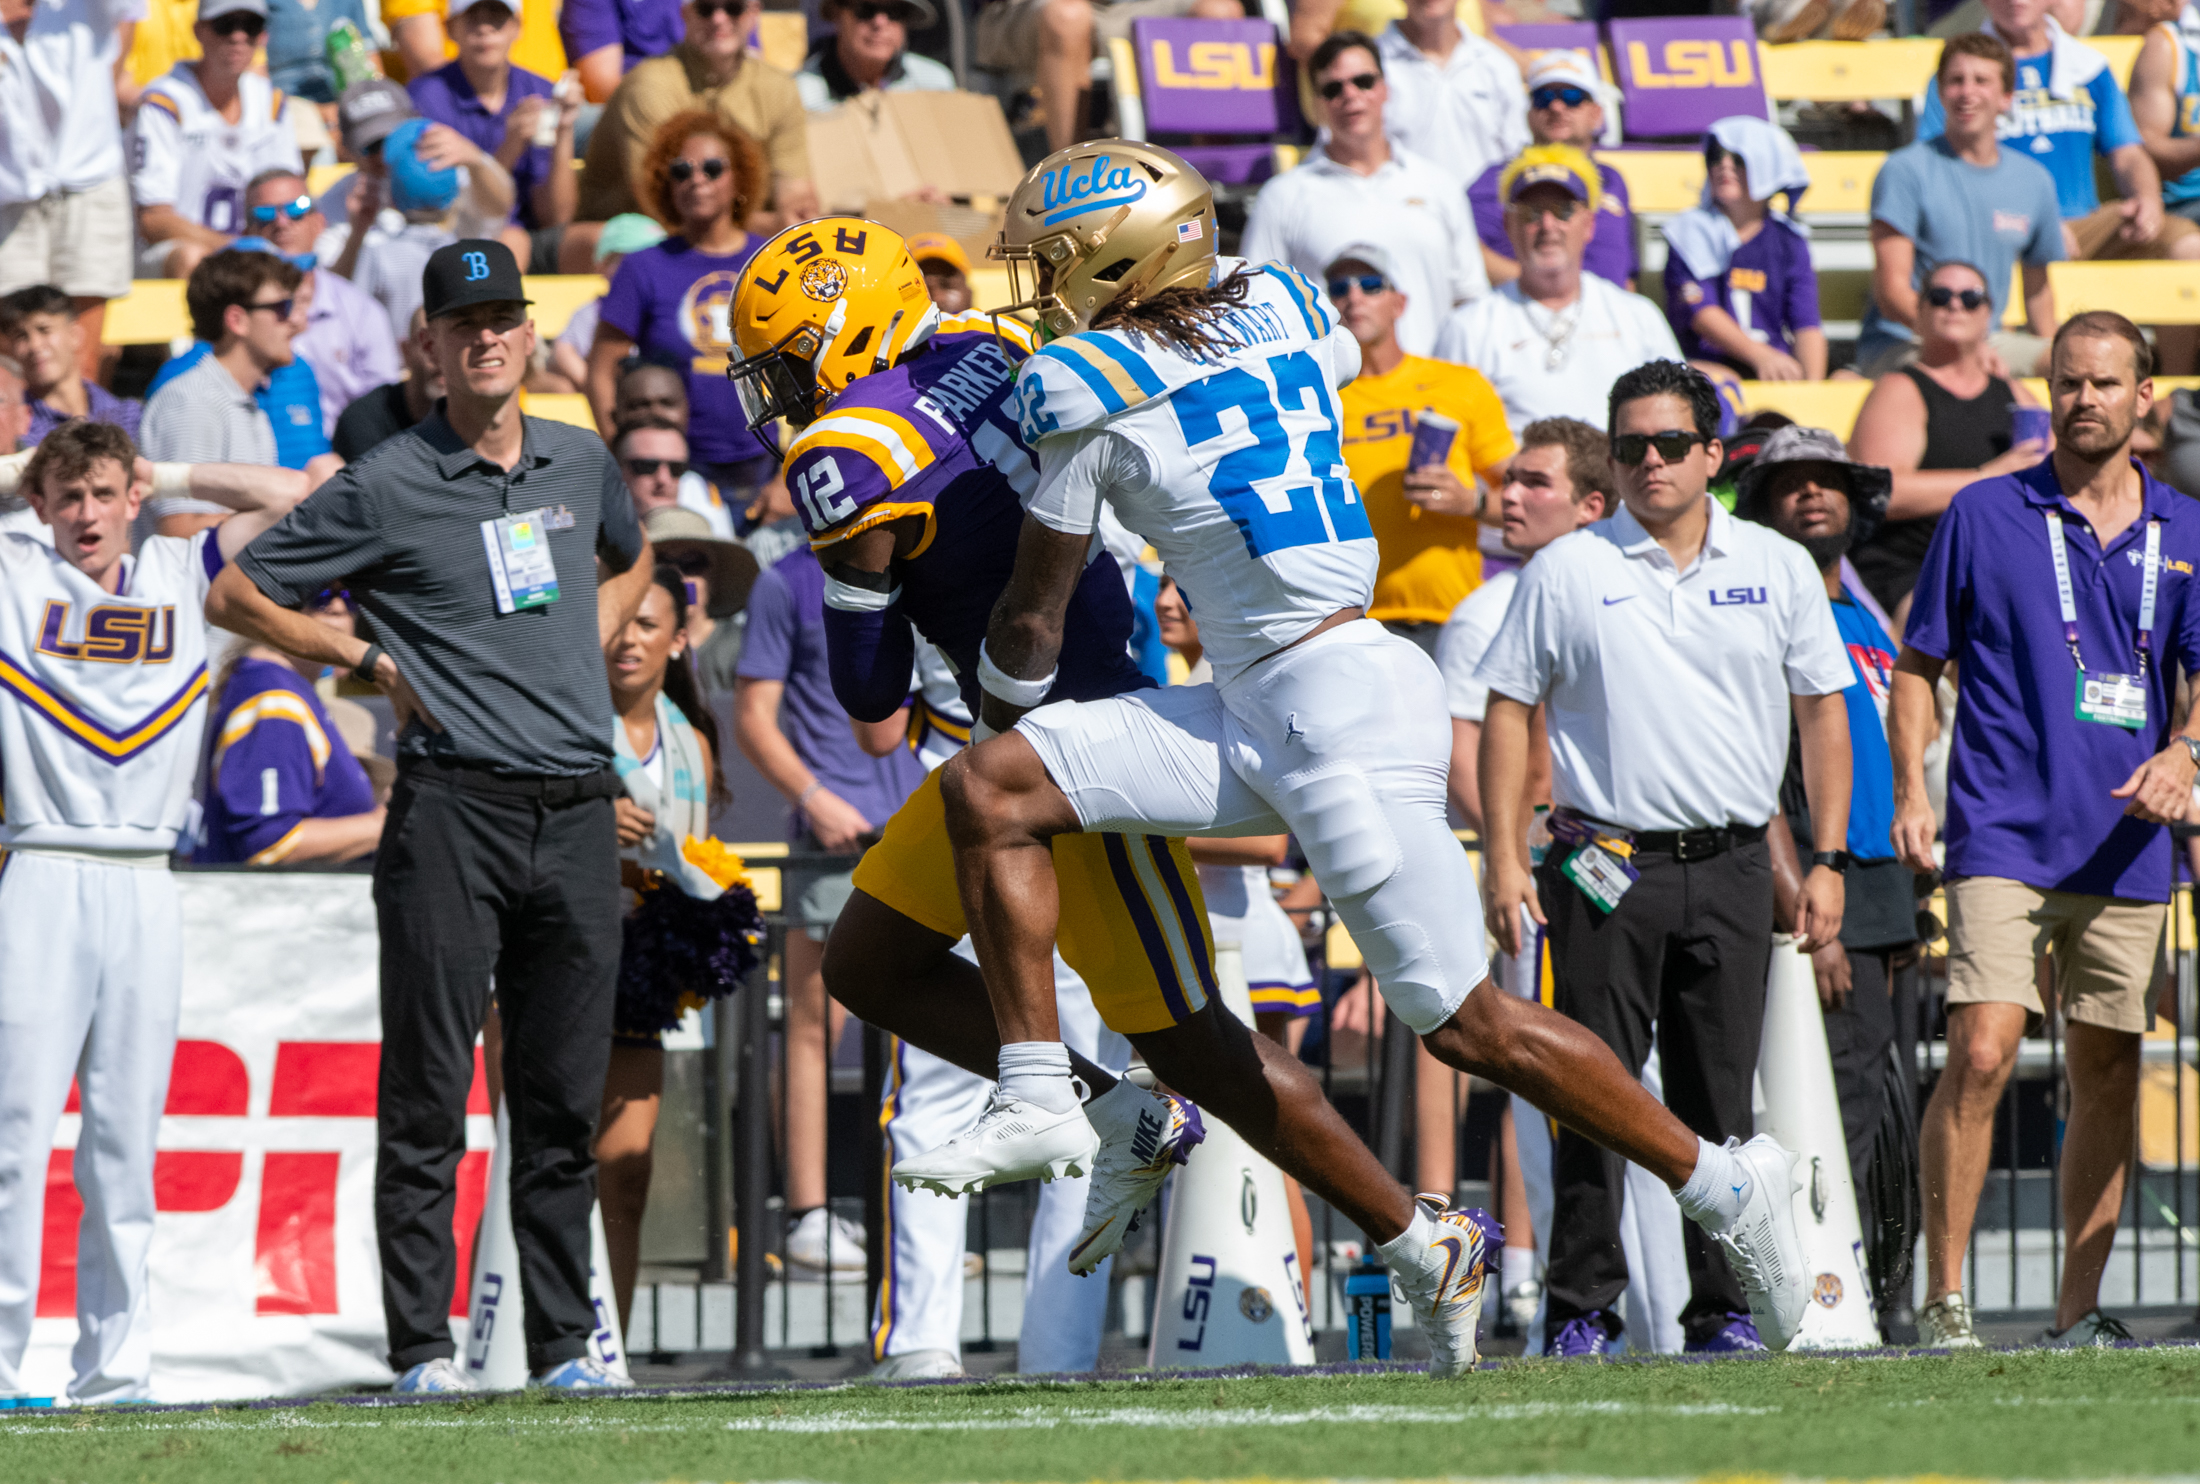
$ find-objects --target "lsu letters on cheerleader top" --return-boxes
[0,532,222,853]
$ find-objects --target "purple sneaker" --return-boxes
[1687,1316,1766,1353]
[1545,1312,1616,1358]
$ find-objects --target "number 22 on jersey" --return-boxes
[1173,348,1371,559]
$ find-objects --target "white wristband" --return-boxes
[977,642,1056,709]
[153,462,194,497]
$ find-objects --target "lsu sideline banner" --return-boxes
[25,873,493,1403]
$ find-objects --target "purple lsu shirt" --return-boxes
[1662,217,1821,372]
[1905,459,2200,902]
[1470,158,1638,286]
[600,237,765,467]
[407,63,558,229]
[736,544,925,842]
[195,657,379,863]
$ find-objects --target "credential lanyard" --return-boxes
[2046,510,2159,675]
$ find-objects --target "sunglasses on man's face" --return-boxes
[691,0,746,18]
[209,13,265,38]
[1318,72,1379,101]
[1530,84,1592,109]
[1508,196,1586,223]
[1924,285,1989,310]
[1327,273,1388,300]
[251,195,313,224]
[844,1,912,20]
[625,457,690,478]
[1612,430,1708,466]
[243,297,296,320]
[669,157,730,183]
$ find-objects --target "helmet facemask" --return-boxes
[728,321,826,430]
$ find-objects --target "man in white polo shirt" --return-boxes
[1477,360,1857,1357]
[1436,146,1677,434]
[1239,29,1486,357]
[1375,0,1529,193]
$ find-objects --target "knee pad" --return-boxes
[1284,764,1401,899]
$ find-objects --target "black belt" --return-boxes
[1630,822,1767,862]
[399,755,622,804]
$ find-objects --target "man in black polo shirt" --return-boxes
[207,240,654,1393]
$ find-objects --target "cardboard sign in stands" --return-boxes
[806,90,1027,216]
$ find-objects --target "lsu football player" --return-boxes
[725,218,1463,1284]
[916,140,1815,1370]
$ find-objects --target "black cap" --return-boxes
[421,239,532,322]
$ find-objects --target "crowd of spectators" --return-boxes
[4,0,2196,1381]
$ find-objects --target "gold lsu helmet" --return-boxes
[994,140,1217,341]
[727,217,936,428]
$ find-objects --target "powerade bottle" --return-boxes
[1344,1254,1391,1360]
[325,20,380,93]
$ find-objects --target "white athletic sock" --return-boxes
[1084,1075,1159,1137]
[1375,1203,1436,1273]
[1501,1244,1537,1292]
[997,1041,1078,1114]
[1673,1136,1746,1233]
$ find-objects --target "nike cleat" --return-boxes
[892,1088,1101,1197]
[1705,1134,1810,1352]
[1386,1197,1499,1379]
[1068,1080,1207,1275]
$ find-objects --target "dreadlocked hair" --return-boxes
[1091,267,1256,360]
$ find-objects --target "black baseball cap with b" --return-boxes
[421,239,532,321]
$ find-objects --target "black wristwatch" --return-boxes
[1811,850,1852,875]
[354,643,384,683]
[2180,736,2200,769]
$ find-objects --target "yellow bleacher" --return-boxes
[1598,150,1885,218]
[1758,38,1943,103]
[2048,261,2200,325]
[102,274,605,346]
[520,393,598,431]
[1736,375,2200,441]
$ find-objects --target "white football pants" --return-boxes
[1022,620,1486,1035]
[0,852,181,1401]
[872,947,1131,1370]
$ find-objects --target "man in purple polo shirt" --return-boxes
[1469,52,1635,291]
[408,0,579,270]
[1890,309,2200,1352]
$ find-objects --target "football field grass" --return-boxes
[13,1346,2200,1484]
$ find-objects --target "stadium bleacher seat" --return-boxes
[1116,18,1298,188]
[2047,262,2200,325]
[521,275,610,340]
[1610,16,1769,140]
[520,392,598,431]
[1758,39,1941,103]
[102,275,605,346]
[1598,149,1883,219]
[1735,375,2200,440]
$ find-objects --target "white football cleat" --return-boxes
[1707,1134,1810,1351]
[892,1087,1100,1197]
[1067,1081,1206,1275]
[1385,1197,1499,1379]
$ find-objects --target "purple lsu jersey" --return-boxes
[195,656,378,863]
[785,315,1151,717]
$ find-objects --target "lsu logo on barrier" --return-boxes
[1041,155,1148,224]
[1626,39,1755,89]
[1147,39,1275,91]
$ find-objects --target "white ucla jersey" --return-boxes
[130,64,303,234]
[1014,259,1377,683]
[0,532,220,853]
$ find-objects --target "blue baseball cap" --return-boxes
[385,117,459,215]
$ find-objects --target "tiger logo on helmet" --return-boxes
[992,140,1218,341]
[728,217,935,429]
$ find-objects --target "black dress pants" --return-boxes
[372,761,622,1372]
[1822,947,1896,1210]
[1538,839,1774,1345]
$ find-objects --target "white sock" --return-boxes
[1375,1203,1436,1270]
[996,1040,1078,1114]
[1501,1244,1537,1292]
[1673,1136,1746,1233]
[1085,1075,1159,1137]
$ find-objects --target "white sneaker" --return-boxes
[786,1207,867,1273]
[393,1357,473,1394]
[892,1088,1100,1197]
[1919,1291,1984,1350]
[870,1347,964,1379]
[1705,1135,1810,1352]
[1384,1197,1499,1379]
[529,1357,629,1390]
[1067,1082,1206,1275]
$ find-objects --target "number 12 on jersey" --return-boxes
[1172,349,1372,559]
[794,456,857,531]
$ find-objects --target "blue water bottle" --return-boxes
[1344,1254,1391,1360]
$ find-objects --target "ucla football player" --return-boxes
[915,140,1815,1365]
[724,218,1492,1326]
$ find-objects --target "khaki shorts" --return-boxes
[1944,875,2164,1034]
[2067,202,2200,261]
[0,175,133,300]
[976,0,1212,72]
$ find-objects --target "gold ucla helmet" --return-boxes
[727,217,935,428]
[993,140,1217,340]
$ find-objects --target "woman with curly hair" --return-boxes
[588,109,772,496]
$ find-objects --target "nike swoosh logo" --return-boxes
[1602,595,1636,607]
[1431,1233,1465,1298]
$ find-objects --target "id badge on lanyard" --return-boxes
[1561,839,1640,914]
[2047,510,2157,731]
[483,507,560,613]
